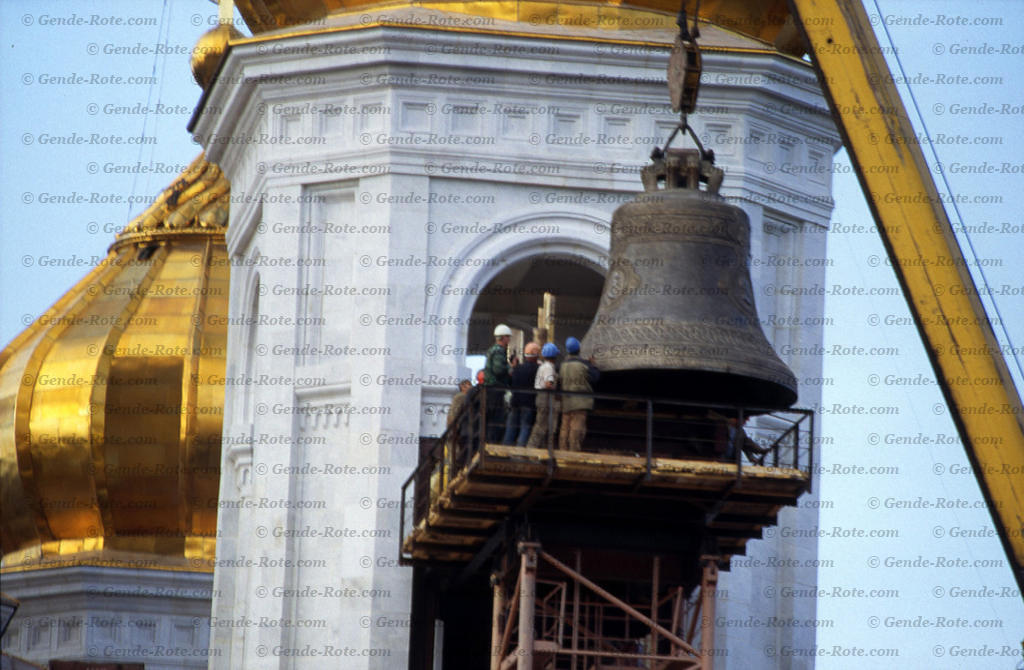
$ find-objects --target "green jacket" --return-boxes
[560,356,598,412]
[484,344,511,386]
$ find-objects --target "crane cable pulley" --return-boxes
[660,1,711,165]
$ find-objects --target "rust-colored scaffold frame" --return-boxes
[492,542,721,669]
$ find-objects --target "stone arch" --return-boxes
[425,210,610,375]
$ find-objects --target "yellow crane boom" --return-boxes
[786,0,1024,591]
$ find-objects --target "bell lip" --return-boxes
[592,367,799,410]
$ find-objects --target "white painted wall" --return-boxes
[196,21,839,669]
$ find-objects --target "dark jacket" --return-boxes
[508,360,539,408]
[465,385,482,411]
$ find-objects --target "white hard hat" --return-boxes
[493,324,512,337]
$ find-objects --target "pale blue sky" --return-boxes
[2,1,1022,666]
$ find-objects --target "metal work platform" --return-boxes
[400,389,814,566]
[402,389,816,669]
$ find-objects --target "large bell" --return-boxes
[582,149,797,408]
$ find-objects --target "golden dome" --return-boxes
[191,24,245,89]
[0,154,230,572]
[233,0,799,52]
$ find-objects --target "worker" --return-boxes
[527,342,560,449]
[460,370,486,455]
[448,379,472,429]
[434,378,472,491]
[503,342,541,446]
[559,337,600,452]
[729,417,770,464]
[431,380,468,500]
[705,410,770,463]
[484,324,515,443]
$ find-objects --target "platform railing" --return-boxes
[399,387,814,561]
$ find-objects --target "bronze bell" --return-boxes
[582,149,798,408]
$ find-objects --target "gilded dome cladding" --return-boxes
[0,154,230,571]
[232,0,801,53]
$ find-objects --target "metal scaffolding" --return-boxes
[490,542,721,670]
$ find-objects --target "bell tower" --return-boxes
[188,1,841,667]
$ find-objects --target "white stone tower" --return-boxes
[190,3,840,667]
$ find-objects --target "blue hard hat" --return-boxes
[565,337,581,354]
[541,342,560,358]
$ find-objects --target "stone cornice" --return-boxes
[193,24,840,258]
[192,25,832,162]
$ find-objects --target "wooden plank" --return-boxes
[410,550,474,562]
[406,443,810,566]
[410,534,484,549]
[427,511,499,530]
[480,444,807,481]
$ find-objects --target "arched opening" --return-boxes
[466,255,605,356]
